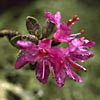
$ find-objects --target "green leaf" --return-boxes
[26,16,40,38]
[10,35,22,48]
[42,20,55,38]
[10,35,38,48]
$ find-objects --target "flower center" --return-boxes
[59,60,64,65]
[37,49,48,61]
[41,49,48,54]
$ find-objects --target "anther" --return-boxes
[42,49,47,54]
[73,15,79,21]
[60,60,64,64]
[80,29,85,34]
[40,49,47,54]
[67,15,79,26]
[81,37,85,40]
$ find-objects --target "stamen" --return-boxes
[60,60,64,64]
[73,15,80,21]
[42,61,45,79]
[80,29,85,34]
[39,49,47,55]
[81,37,85,40]
[67,15,79,26]
[86,53,92,57]
[66,57,87,72]
[42,49,47,54]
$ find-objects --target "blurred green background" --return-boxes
[0,0,99,100]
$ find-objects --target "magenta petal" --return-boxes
[44,12,55,23]
[65,64,75,80]
[44,11,61,26]
[71,71,83,82]
[15,54,29,69]
[48,47,66,59]
[55,69,66,87]
[54,11,61,27]
[65,64,83,82]
[71,39,83,47]
[69,39,84,50]
[38,39,52,49]
[15,52,37,69]
[17,40,34,50]
[72,48,94,61]
[70,32,82,37]
[36,60,50,84]
[85,40,96,48]
[53,23,72,42]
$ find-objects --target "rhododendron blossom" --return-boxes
[15,39,84,87]
[15,11,95,87]
[44,11,83,42]
[66,37,95,62]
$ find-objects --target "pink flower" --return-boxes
[14,11,95,87]
[48,47,83,86]
[64,37,95,73]
[44,11,81,42]
[15,39,67,86]
[67,37,95,62]
[15,39,88,87]
[15,39,52,84]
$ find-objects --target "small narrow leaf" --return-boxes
[26,16,40,38]
[42,20,55,38]
[10,35,22,48]
[21,35,38,44]
[10,35,38,48]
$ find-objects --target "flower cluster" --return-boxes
[15,11,95,87]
